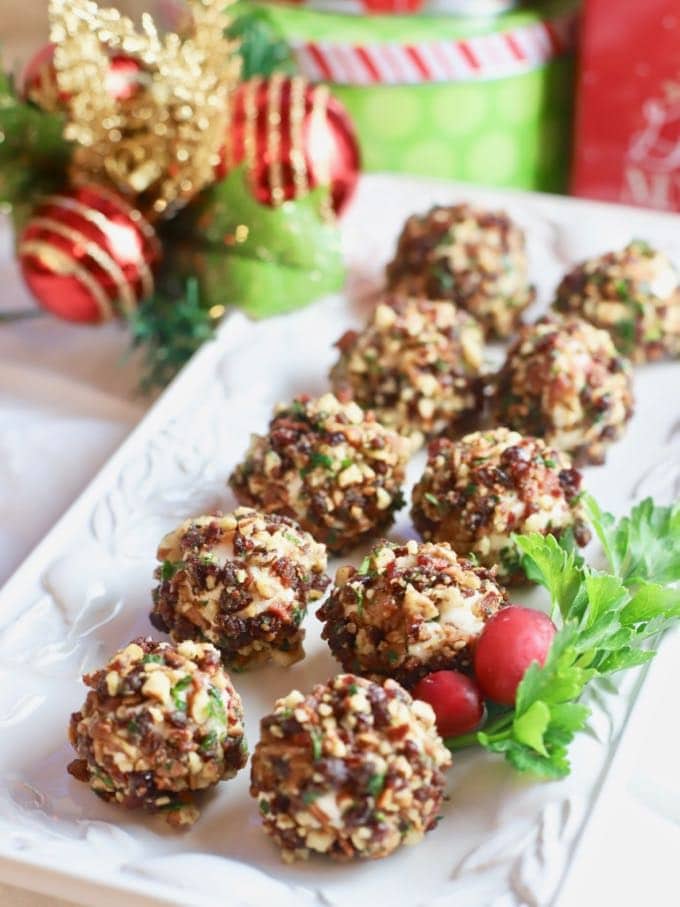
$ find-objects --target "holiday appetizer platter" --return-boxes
[2,3,680,907]
[2,170,680,906]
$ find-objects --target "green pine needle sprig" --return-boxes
[127,278,220,393]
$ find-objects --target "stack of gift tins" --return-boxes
[239,0,580,192]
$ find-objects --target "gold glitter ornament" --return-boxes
[49,0,240,219]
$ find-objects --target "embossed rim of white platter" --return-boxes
[1,175,679,907]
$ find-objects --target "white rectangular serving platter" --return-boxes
[1,174,679,907]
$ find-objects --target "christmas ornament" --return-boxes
[170,166,344,316]
[3,0,359,391]
[19,184,161,323]
[218,74,360,215]
[49,0,240,218]
[22,42,148,110]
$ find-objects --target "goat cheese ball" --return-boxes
[317,539,508,685]
[229,393,410,554]
[554,240,680,362]
[495,317,634,465]
[330,295,484,449]
[385,203,534,338]
[411,428,591,583]
[67,638,247,827]
[150,509,330,670]
[250,673,451,862]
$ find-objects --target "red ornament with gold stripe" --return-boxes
[19,185,161,324]
[22,42,149,111]
[217,74,360,216]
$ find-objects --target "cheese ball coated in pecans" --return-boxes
[150,509,330,670]
[385,203,534,338]
[411,428,591,584]
[330,295,484,449]
[67,638,247,827]
[317,540,508,685]
[494,317,634,465]
[554,240,680,363]
[250,673,451,862]
[229,393,410,554]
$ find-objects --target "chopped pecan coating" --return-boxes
[68,637,247,827]
[151,508,329,670]
[250,673,451,862]
[386,203,534,338]
[411,428,591,584]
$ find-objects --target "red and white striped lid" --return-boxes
[290,11,577,85]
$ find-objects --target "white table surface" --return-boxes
[1,187,679,907]
[0,215,145,907]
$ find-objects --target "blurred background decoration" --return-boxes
[2,0,680,393]
[235,0,578,193]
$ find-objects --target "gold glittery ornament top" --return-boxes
[49,0,240,219]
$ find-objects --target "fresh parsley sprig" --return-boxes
[446,494,680,778]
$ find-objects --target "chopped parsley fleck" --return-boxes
[424,492,441,508]
[386,650,399,664]
[348,683,358,695]
[367,772,385,797]
[283,530,302,546]
[199,730,219,751]
[171,675,192,711]
[300,451,334,476]
[358,556,372,575]
[290,400,307,418]
[310,728,323,761]
[464,482,478,496]
[207,685,227,723]
[291,606,305,626]
[615,278,631,301]
[126,719,140,736]
[93,768,114,790]
[339,457,354,471]
[259,799,271,815]
[302,790,320,805]
[161,560,183,581]
[143,653,163,664]
[543,457,557,469]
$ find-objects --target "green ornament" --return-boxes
[167,166,345,317]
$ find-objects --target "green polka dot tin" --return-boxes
[241,0,578,193]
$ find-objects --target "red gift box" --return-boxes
[571,1,680,211]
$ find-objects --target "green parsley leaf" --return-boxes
[309,728,323,761]
[161,560,184,581]
[207,685,227,724]
[424,492,441,508]
[448,495,680,779]
[514,532,586,620]
[585,494,680,587]
[367,772,385,797]
[171,675,192,711]
[358,556,372,575]
[143,653,163,664]
[200,730,219,751]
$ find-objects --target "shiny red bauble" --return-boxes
[217,75,360,216]
[19,185,161,323]
[474,607,557,706]
[412,670,485,739]
[22,43,148,109]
